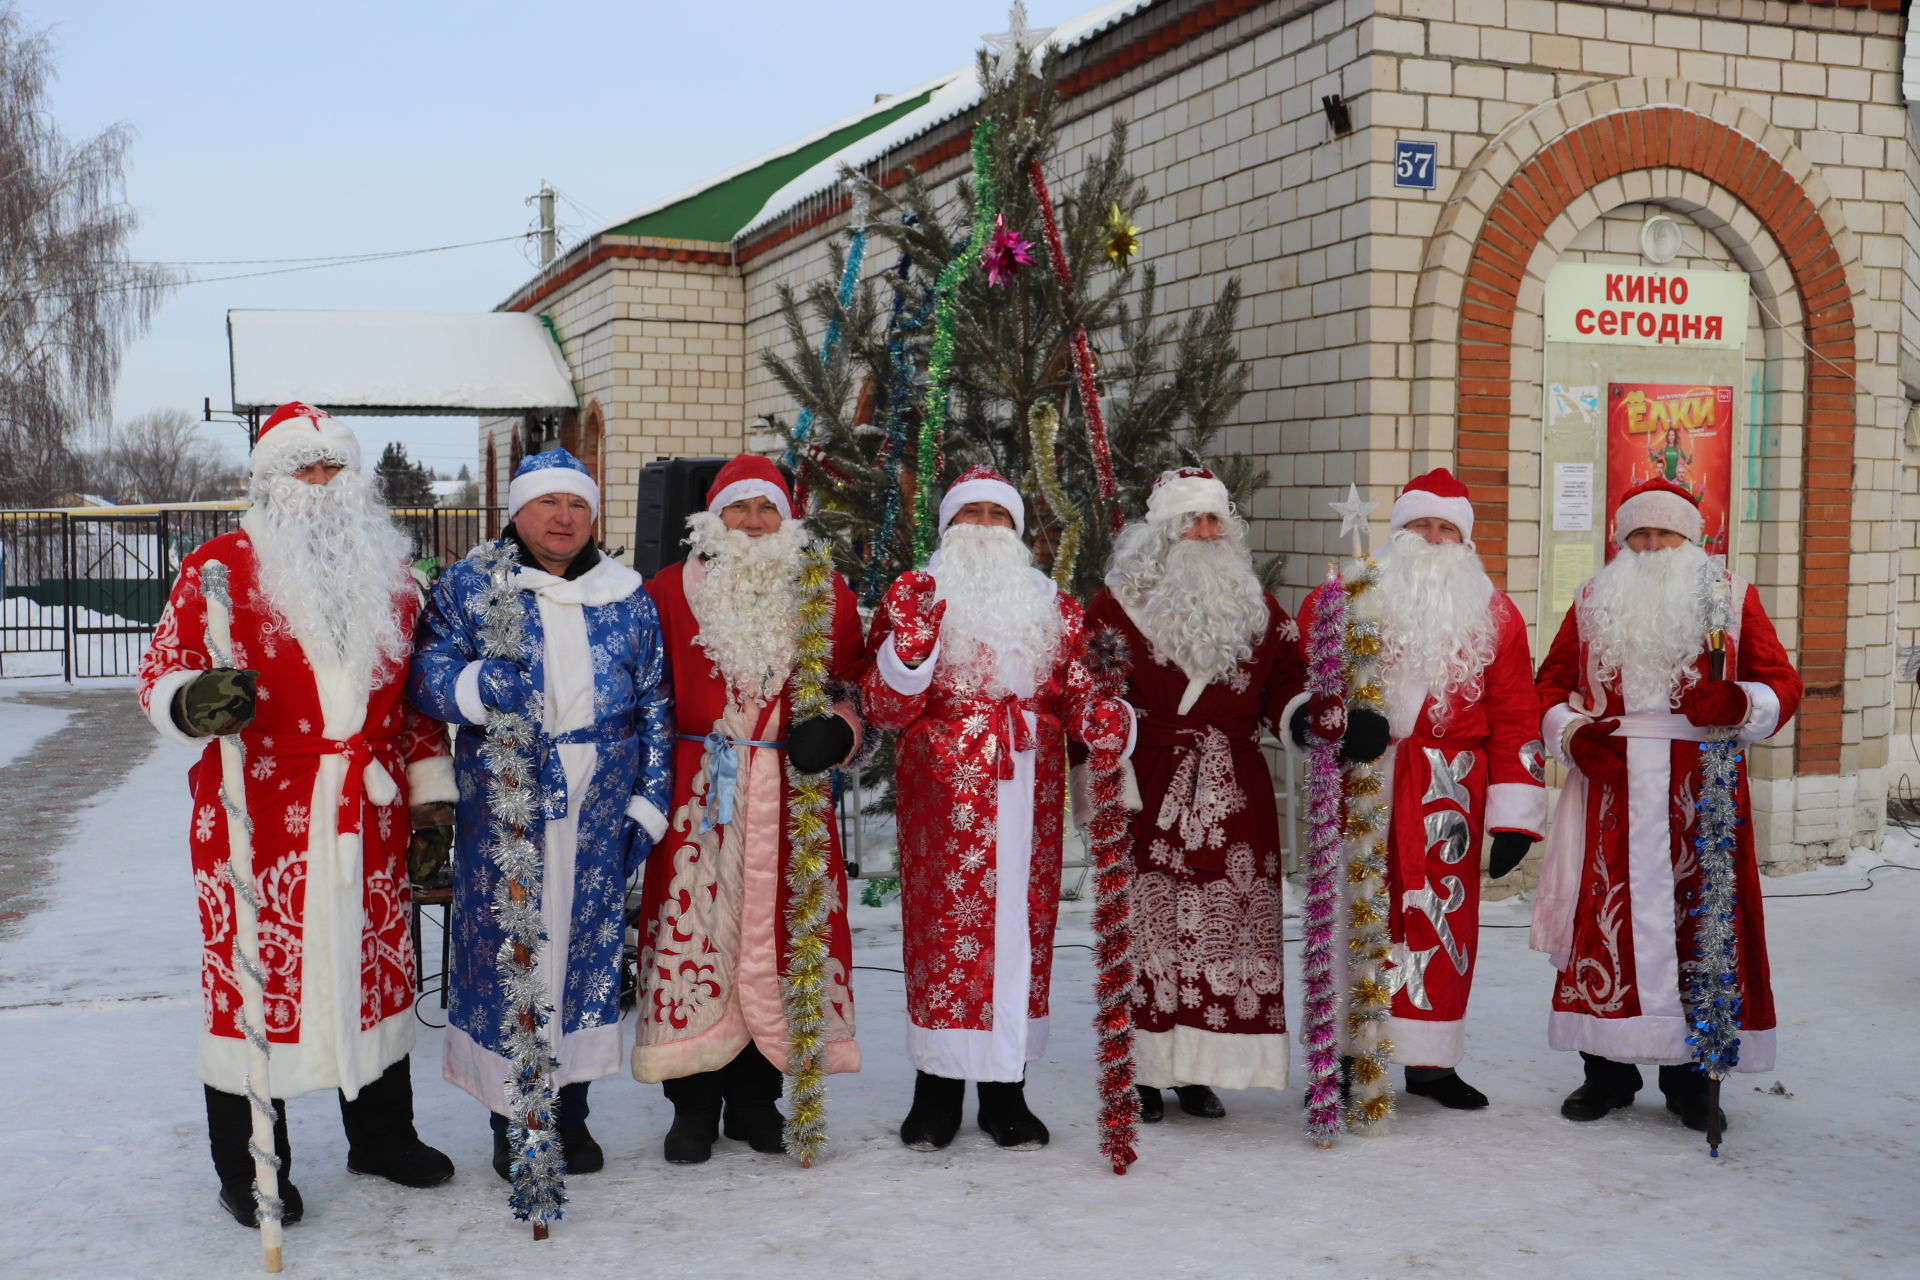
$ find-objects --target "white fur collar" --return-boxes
[512,552,643,605]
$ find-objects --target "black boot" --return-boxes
[340,1057,455,1188]
[977,1079,1049,1150]
[719,1045,787,1154]
[1561,1053,1643,1122]
[1174,1085,1227,1118]
[663,1070,723,1164]
[555,1081,604,1174]
[206,1085,302,1229]
[1404,1066,1489,1111]
[1135,1085,1165,1123]
[1658,1065,1729,1134]
[900,1071,965,1151]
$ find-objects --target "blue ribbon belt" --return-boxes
[534,714,636,821]
[680,731,786,832]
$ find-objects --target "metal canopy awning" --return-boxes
[228,309,578,417]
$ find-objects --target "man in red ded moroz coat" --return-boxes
[863,465,1133,1152]
[1288,469,1546,1109]
[1533,477,1800,1133]
[1085,467,1306,1123]
[633,455,866,1163]
[137,402,457,1227]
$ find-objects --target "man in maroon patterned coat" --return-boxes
[137,403,456,1227]
[862,466,1132,1152]
[1084,468,1306,1124]
[1534,477,1800,1133]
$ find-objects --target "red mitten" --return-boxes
[1678,679,1749,729]
[1567,718,1626,785]
[1305,692,1347,741]
[883,571,946,667]
[1081,698,1132,773]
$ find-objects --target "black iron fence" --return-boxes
[0,506,504,679]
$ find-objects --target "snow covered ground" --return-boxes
[3,723,1917,1279]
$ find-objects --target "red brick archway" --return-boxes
[1457,107,1854,775]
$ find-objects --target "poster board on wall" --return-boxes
[1604,383,1733,559]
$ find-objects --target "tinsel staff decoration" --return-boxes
[1084,624,1140,1175]
[913,121,998,566]
[1338,553,1396,1133]
[862,230,932,608]
[1028,156,1120,537]
[788,190,870,515]
[472,540,565,1236]
[1300,564,1348,1147]
[1028,402,1082,588]
[1686,571,1742,1158]
[781,540,838,1166]
[200,560,284,1274]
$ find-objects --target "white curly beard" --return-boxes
[685,511,807,705]
[244,468,414,691]
[931,522,1061,698]
[1375,530,1499,730]
[1582,540,1712,711]
[1106,516,1265,686]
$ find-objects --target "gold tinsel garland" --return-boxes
[1340,556,1397,1131]
[781,540,837,1166]
[1028,402,1083,589]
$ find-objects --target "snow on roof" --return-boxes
[737,0,1156,240]
[227,310,577,416]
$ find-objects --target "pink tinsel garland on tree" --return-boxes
[1084,623,1140,1173]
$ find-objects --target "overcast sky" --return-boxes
[37,0,1069,474]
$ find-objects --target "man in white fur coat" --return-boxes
[137,401,458,1227]
[1289,468,1547,1110]
[1533,477,1800,1133]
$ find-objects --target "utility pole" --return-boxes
[537,181,556,267]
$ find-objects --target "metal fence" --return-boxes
[0,506,503,679]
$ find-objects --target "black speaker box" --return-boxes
[633,457,728,578]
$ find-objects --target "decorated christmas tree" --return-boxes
[763,21,1270,606]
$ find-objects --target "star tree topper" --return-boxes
[982,1,1056,83]
[1330,483,1378,558]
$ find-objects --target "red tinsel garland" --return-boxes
[1084,624,1140,1174]
[1028,157,1121,537]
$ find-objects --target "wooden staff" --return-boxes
[201,561,282,1273]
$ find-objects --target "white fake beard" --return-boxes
[933,522,1060,698]
[685,511,807,704]
[1375,529,1499,728]
[1582,540,1713,711]
[1106,516,1265,685]
[247,468,414,687]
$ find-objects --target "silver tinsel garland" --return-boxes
[1683,569,1742,1088]
[472,540,566,1228]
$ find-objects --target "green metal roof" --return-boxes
[606,89,935,242]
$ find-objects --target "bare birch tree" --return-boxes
[0,3,178,506]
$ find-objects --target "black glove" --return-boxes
[1339,707,1390,763]
[787,714,855,773]
[174,668,259,736]
[1487,831,1535,879]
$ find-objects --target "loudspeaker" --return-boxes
[633,457,728,578]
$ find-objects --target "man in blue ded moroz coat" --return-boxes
[409,448,673,1178]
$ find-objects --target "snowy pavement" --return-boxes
[2,708,1916,1279]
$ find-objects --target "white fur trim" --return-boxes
[706,477,792,520]
[453,661,488,725]
[1548,1013,1776,1072]
[507,465,600,522]
[1484,781,1546,839]
[249,415,362,480]
[362,758,399,808]
[145,667,209,749]
[1146,474,1231,525]
[627,795,669,843]
[938,475,1024,536]
[1277,690,1313,758]
[1541,702,1588,768]
[514,554,642,606]
[1611,490,1702,544]
[406,754,457,806]
[1386,1016,1465,1070]
[1133,1024,1290,1090]
[1390,490,1474,541]
[876,634,940,695]
[1736,680,1782,745]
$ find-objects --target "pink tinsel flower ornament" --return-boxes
[982,213,1035,287]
